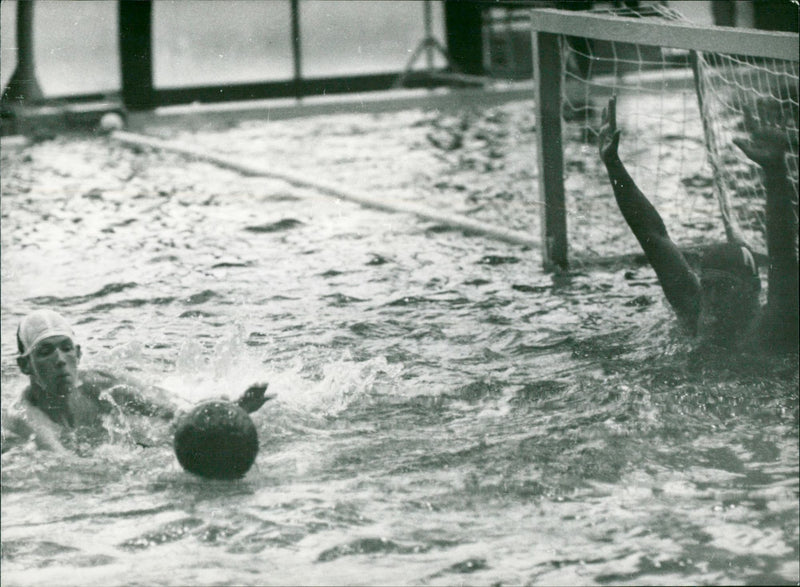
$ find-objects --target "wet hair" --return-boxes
[700,243,760,293]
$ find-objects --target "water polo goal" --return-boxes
[530,4,798,269]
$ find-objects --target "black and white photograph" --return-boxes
[1,1,798,585]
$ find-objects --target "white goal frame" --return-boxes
[530,8,799,269]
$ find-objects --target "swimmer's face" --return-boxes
[698,272,759,340]
[21,335,81,397]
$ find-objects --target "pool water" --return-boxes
[1,103,798,586]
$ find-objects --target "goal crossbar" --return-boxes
[530,8,799,61]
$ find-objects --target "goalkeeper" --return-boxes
[598,96,798,352]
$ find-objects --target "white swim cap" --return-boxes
[17,310,76,357]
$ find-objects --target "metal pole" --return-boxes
[119,0,155,111]
[424,0,433,72]
[1,0,45,106]
[291,0,302,99]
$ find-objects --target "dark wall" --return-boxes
[443,1,484,76]
[712,0,799,31]
[752,0,799,32]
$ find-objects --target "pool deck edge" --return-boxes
[126,82,537,132]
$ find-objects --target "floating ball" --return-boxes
[173,400,259,480]
[99,112,124,132]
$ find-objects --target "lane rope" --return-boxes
[110,130,541,249]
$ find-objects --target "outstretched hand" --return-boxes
[599,96,621,163]
[235,382,275,414]
[734,108,797,168]
[733,129,794,168]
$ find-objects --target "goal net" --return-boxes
[537,3,798,262]
[692,35,798,257]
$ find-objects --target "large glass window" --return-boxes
[1,0,448,99]
[153,1,293,88]
[300,1,446,77]
[1,0,118,97]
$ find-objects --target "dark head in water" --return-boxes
[173,400,259,480]
[697,243,761,341]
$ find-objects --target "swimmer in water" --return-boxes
[599,96,798,352]
[2,309,273,453]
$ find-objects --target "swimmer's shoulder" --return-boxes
[11,385,45,419]
[1,409,32,453]
[16,384,33,407]
[79,369,177,419]
[78,369,128,401]
[3,391,69,453]
[3,387,32,438]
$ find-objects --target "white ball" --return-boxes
[99,112,124,132]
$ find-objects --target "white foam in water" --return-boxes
[314,354,402,416]
[264,352,403,417]
[122,325,262,405]
[119,324,406,417]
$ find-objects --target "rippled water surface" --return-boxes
[1,102,798,586]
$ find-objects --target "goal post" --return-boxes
[533,29,567,269]
[530,6,799,270]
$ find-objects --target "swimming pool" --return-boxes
[1,102,797,586]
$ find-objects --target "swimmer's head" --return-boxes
[16,310,81,395]
[17,310,77,356]
[698,244,761,340]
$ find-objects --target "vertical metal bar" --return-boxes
[119,0,154,111]
[290,0,302,99]
[533,30,568,270]
[1,0,44,105]
[423,0,433,72]
[443,0,484,76]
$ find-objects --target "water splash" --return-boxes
[268,352,403,417]
[163,325,273,405]
[142,323,405,419]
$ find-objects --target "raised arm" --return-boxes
[734,124,799,347]
[599,96,701,328]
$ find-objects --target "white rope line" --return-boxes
[110,130,541,249]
